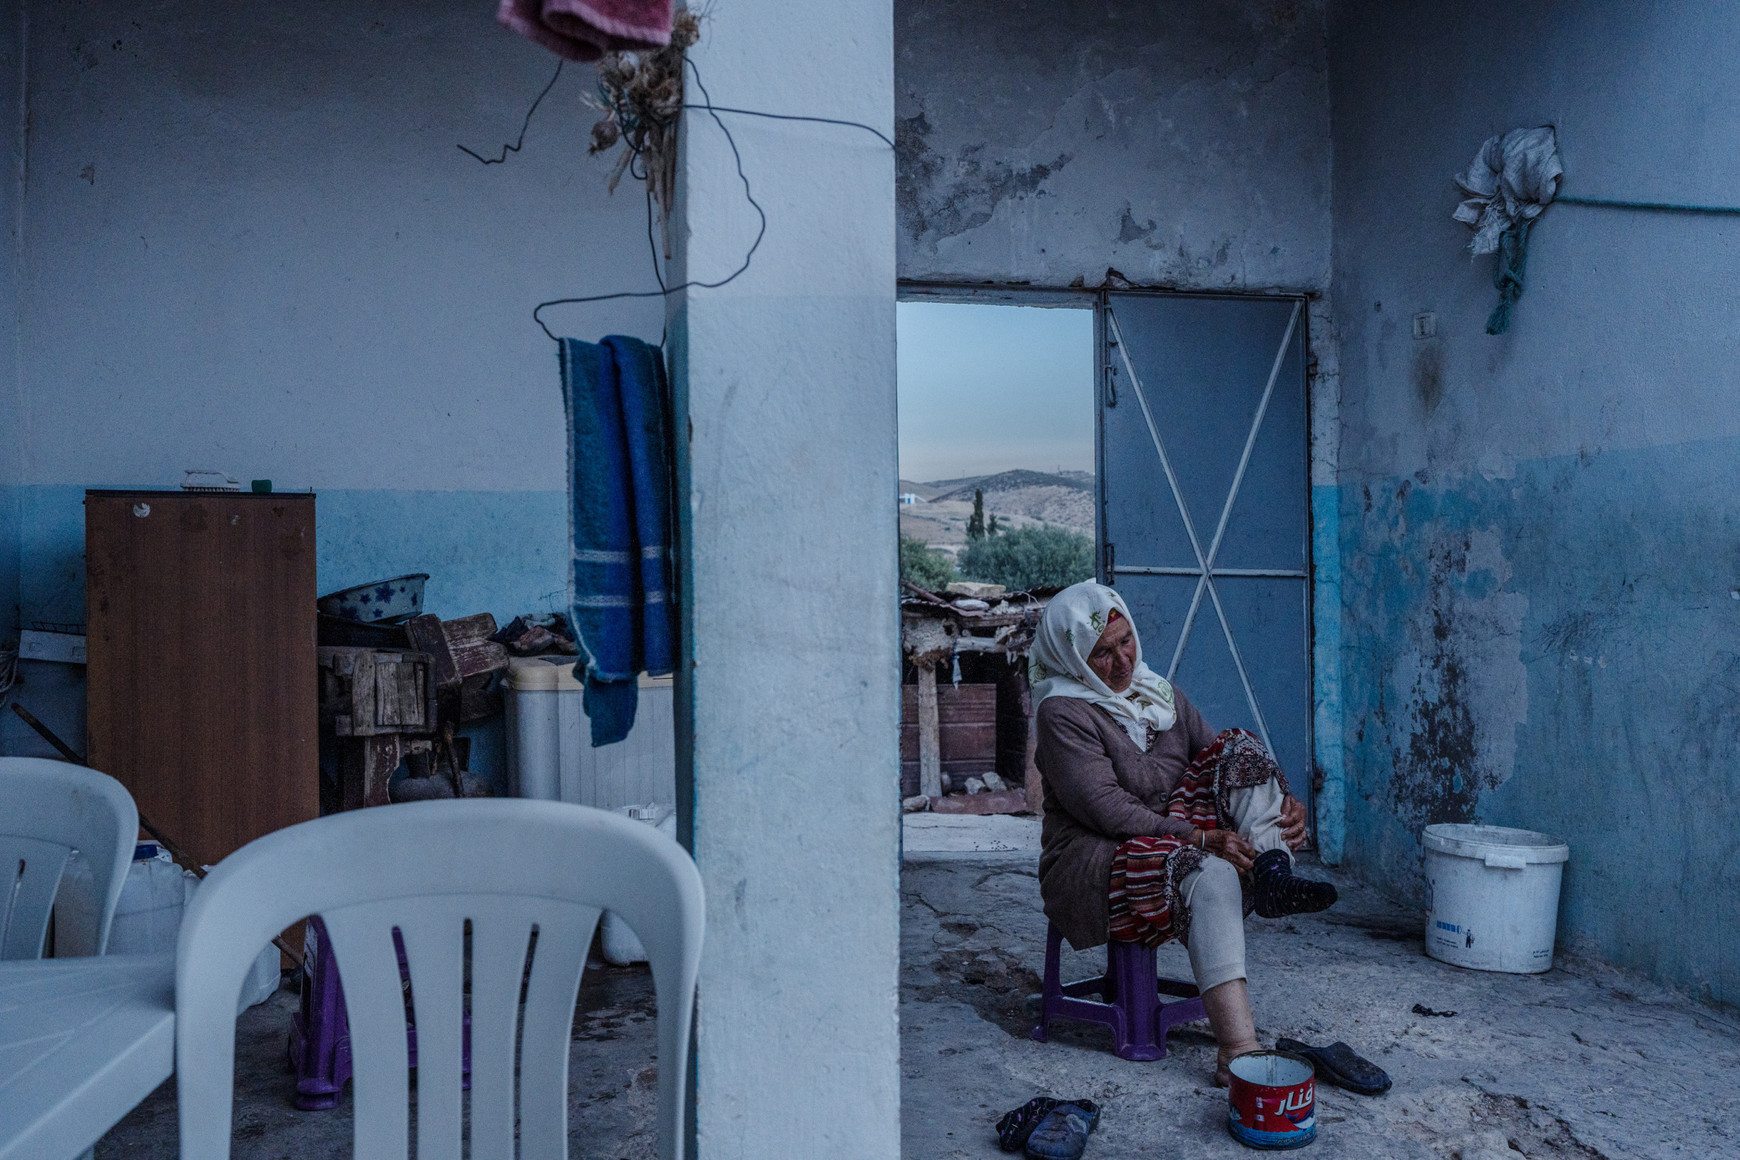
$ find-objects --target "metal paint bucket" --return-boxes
[1227,1050,1316,1149]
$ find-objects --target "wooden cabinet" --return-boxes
[85,491,317,864]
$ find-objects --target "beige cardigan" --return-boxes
[1034,690,1216,950]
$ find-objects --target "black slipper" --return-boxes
[996,1098,1060,1152]
[1275,1037,1391,1095]
[1024,1102,1100,1160]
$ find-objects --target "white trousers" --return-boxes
[1177,776,1289,992]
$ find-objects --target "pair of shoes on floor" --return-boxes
[1275,1036,1391,1095]
[1252,849,1338,918]
[996,1096,1101,1159]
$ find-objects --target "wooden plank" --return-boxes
[86,492,317,865]
[915,665,942,799]
[375,657,429,731]
[993,669,1030,786]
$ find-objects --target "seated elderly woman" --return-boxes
[1031,581,1337,1085]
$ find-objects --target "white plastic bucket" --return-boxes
[1423,824,1569,973]
[599,805,679,966]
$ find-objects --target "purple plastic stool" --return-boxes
[289,917,470,1110]
[1030,922,1206,1061]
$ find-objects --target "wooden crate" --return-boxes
[316,647,436,737]
[900,682,996,797]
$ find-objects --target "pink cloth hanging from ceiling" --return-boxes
[496,0,674,62]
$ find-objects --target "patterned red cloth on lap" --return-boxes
[1107,729,1287,948]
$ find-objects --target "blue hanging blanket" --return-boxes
[560,335,675,746]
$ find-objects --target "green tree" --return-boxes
[899,535,957,592]
[958,524,1095,592]
[987,514,1000,536]
[966,488,986,541]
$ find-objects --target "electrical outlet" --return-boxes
[1413,312,1437,339]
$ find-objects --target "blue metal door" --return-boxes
[1097,293,1311,816]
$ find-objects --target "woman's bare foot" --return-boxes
[1214,1042,1258,1087]
[1202,978,1260,1086]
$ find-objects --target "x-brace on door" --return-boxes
[1095,292,1312,820]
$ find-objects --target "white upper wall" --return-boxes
[895,0,1331,291]
[19,0,662,492]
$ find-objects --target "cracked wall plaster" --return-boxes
[894,0,1330,292]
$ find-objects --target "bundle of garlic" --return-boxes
[587,8,701,237]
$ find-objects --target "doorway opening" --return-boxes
[894,288,1315,837]
[896,292,1095,850]
[895,285,1318,1154]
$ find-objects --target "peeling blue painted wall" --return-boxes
[13,486,569,629]
[1310,483,1346,862]
[1331,1,1740,1004]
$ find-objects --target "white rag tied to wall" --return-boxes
[1452,126,1564,333]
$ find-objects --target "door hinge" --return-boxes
[1103,541,1115,582]
[1103,364,1118,407]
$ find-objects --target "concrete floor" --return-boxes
[97,854,1738,1159]
[900,853,1739,1160]
[95,962,664,1160]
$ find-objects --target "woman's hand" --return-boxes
[1194,828,1258,872]
[1280,794,1309,850]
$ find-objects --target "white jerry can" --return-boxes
[56,845,280,1009]
[1423,824,1569,974]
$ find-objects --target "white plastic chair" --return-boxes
[0,757,139,960]
[175,798,704,1160]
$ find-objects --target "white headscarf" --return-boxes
[1029,581,1177,751]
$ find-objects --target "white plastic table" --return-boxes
[0,953,174,1160]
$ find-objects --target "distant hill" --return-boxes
[929,469,1092,503]
[899,468,1095,547]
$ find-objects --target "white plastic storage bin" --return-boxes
[1423,824,1569,973]
[504,657,676,809]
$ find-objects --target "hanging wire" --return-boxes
[0,643,17,710]
[531,57,774,341]
[679,102,894,149]
[1556,194,1740,215]
[527,58,893,341]
[452,52,893,340]
[457,59,566,165]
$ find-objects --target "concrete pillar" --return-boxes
[668,1,898,1155]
